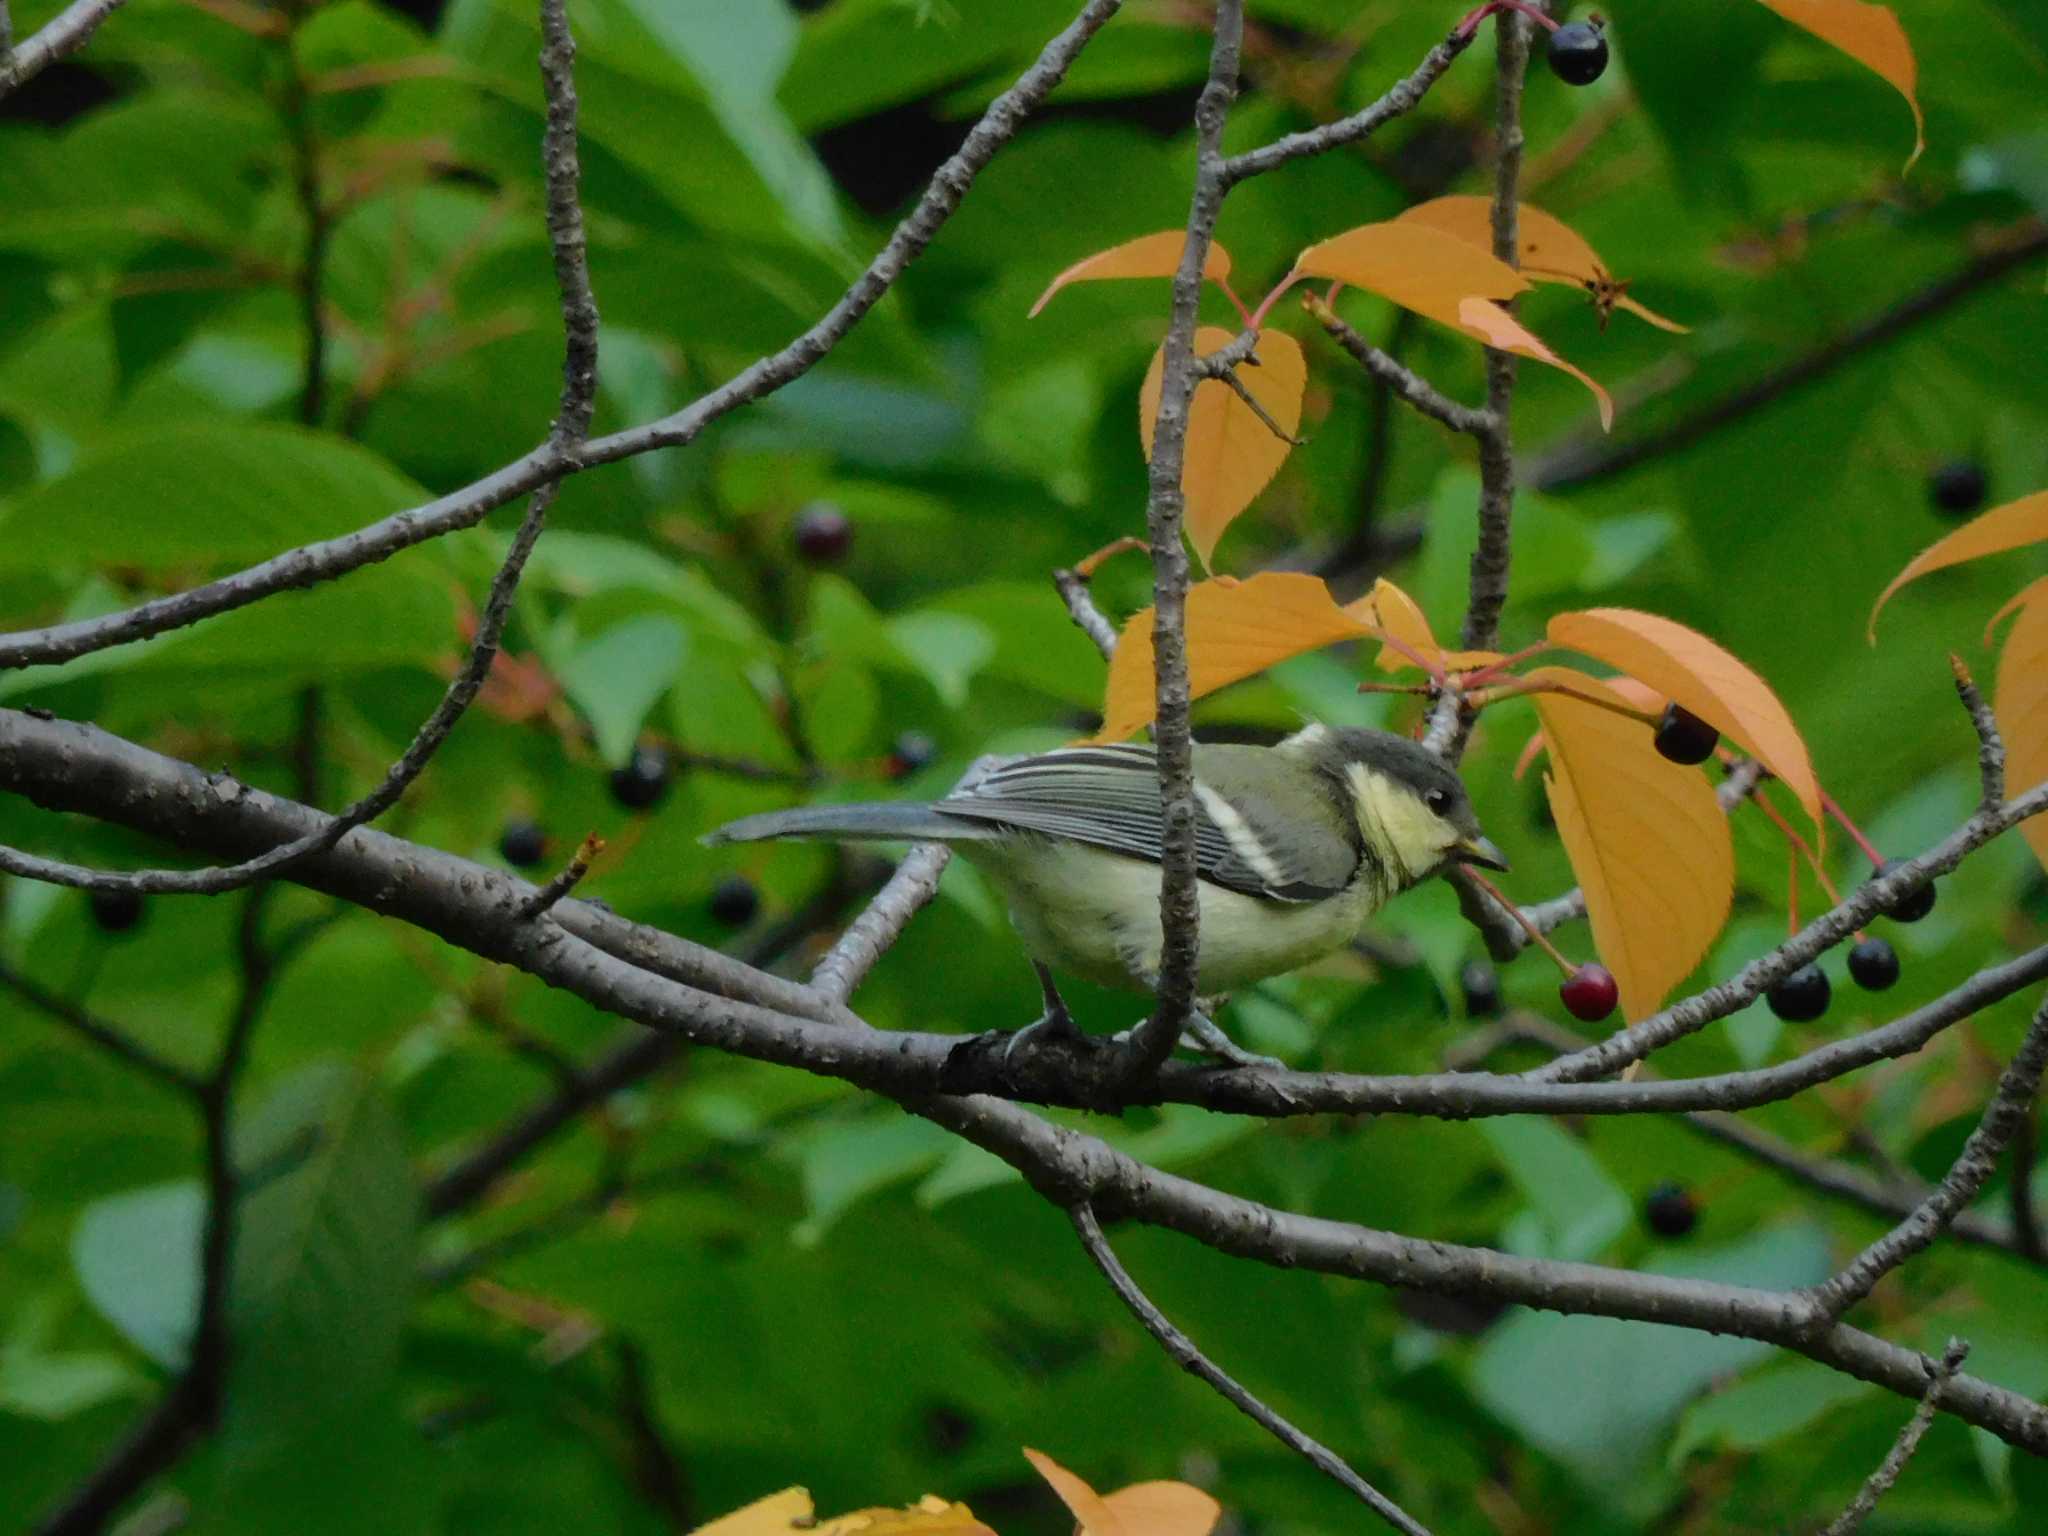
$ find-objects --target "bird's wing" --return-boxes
[937,745,1357,901]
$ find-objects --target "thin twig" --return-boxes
[519,832,603,920]
[810,841,952,1005]
[1817,1340,1970,1536]
[1119,1,1245,1082]
[1808,998,2048,1319]
[1951,653,2004,809]
[1053,568,1119,660]
[0,959,202,1094]
[1305,295,1494,435]
[0,0,127,97]
[1071,1205,1434,1536]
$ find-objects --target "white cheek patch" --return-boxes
[1195,783,1287,887]
[1345,764,1456,881]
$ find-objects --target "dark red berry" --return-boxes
[1461,961,1503,1018]
[88,887,146,934]
[1848,936,1900,991]
[1560,963,1618,1022]
[609,744,674,811]
[1871,859,1936,923]
[793,502,853,566]
[1928,460,1988,517]
[1767,963,1831,1022]
[887,730,938,779]
[1547,19,1609,86]
[1643,1182,1698,1238]
[1652,702,1719,766]
[499,819,546,868]
[708,874,760,927]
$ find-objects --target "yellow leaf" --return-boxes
[1030,233,1234,317]
[1100,1483,1221,1536]
[1754,0,1923,168]
[1397,197,1690,333]
[1868,489,2048,640]
[816,1499,998,1536]
[1529,666,1735,1021]
[1291,221,1612,427]
[1097,572,1376,741]
[1995,576,2048,876]
[691,1489,815,1536]
[1547,608,1822,830]
[1352,577,1503,673]
[1138,327,1307,567]
[1025,1449,1126,1536]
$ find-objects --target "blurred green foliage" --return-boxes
[2,0,2047,1531]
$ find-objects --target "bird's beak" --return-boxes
[1456,834,1511,872]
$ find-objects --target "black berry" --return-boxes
[1928,460,1988,518]
[793,502,853,566]
[1643,1182,1698,1238]
[1461,961,1503,1018]
[887,730,938,779]
[609,744,674,811]
[708,874,760,927]
[88,887,146,935]
[1652,702,1719,766]
[499,819,546,868]
[1560,963,1618,1023]
[1848,936,1900,991]
[1871,859,1936,923]
[1767,963,1831,1022]
[1547,18,1609,86]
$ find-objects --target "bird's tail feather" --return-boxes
[701,802,986,847]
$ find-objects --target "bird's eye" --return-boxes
[1425,788,1451,815]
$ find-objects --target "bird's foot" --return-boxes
[1003,964,1091,1066]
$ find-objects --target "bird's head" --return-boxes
[1280,723,1508,887]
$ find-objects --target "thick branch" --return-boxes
[0,0,126,97]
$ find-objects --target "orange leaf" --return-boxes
[1995,576,2048,876]
[1025,1450,1126,1536]
[1397,197,1690,333]
[1351,576,1504,673]
[817,1498,999,1536]
[1100,1483,1221,1536]
[1291,221,1612,426]
[1138,327,1307,567]
[1030,233,1234,317]
[1754,0,1923,168]
[1097,572,1376,741]
[691,1489,816,1536]
[1547,608,1822,829]
[1868,489,2048,640]
[1528,666,1735,1021]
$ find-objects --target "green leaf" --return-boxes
[228,1061,417,1428]
[887,611,994,708]
[788,1113,954,1246]
[1478,1118,1630,1262]
[1669,1360,1875,1466]
[72,1182,204,1370]
[556,615,688,766]
[0,1294,145,1420]
[0,423,428,573]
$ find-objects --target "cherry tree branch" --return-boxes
[1305,297,1496,436]
[1053,566,1120,660]
[0,0,126,97]
[1118,1,1245,1080]
[1070,1204,1433,1536]
[1817,1340,1970,1536]
[0,959,201,1094]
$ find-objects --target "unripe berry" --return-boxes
[793,502,853,566]
[1560,963,1618,1022]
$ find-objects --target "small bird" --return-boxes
[704,723,1506,1061]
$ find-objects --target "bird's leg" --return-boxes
[1003,962,1088,1063]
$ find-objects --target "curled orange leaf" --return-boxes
[1291,221,1612,426]
[1025,1449,1125,1536]
[1029,233,1234,317]
[1097,572,1376,741]
[1138,326,1307,567]
[1754,0,1923,168]
[1528,666,1735,1021]
[1350,576,1503,673]
[1397,197,1690,333]
[1869,489,2048,640]
[1547,608,1821,830]
[1995,576,2048,875]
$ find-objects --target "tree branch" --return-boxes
[0,0,127,98]
[1305,296,1495,436]
[1817,1340,1970,1536]
[0,959,202,1094]
[1071,1205,1434,1536]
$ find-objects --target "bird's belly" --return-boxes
[962,838,1379,994]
